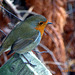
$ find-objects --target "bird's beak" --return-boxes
[47,22,52,24]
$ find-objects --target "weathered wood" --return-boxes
[0,51,52,75]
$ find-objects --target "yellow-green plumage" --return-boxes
[0,15,47,55]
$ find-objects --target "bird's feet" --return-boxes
[21,54,36,67]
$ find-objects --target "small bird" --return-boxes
[0,15,52,55]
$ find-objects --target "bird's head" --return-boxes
[26,15,52,37]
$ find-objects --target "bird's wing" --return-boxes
[9,31,41,54]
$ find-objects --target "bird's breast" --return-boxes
[35,25,46,37]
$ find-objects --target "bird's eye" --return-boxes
[39,22,43,25]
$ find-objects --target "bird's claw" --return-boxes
[21,54,36,67]
[24,61,36,67]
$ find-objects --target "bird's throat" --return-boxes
[35,20,48,38]
[35,25,46,38]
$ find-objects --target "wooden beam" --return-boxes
[0,51,52,75]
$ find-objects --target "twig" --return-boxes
[39,43,65,75]
[34,48,56,74]
[34,47,45,63]
[0,29,7,36]
[5,0,39,20]
[21,6,34,20]
[0,6,22,21]
[44,61,66,66]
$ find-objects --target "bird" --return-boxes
[0,15,52,55]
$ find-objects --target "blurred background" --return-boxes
[0,0,75,75]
